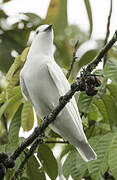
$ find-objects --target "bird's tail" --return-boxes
[76,141,97,162]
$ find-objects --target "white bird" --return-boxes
[20,24,97,162]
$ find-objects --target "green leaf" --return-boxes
[26,154,46,180]
[37,144,58,180]
[0,9,8,18]
[102,94,117,127]
[70,149,87,180]
[6,56,21,81]
[3,0,11,2]
[5,169,14,180]
[5,87,22,122]
[94,99,109,124]
[0,29,29,72]
[24,13,42,26]
[47,129,61,138]
[88,133,114,180]
[0,145,6,152]
[5,97,22,122]
[6,29,29,48]
[45,0,68,34]
[78,92,93,113]
[109,132,117,179]
[21,101,34,131]
[63,149,87,180]
[0,91,6,104]
[94,94,117,128]
[78,50,97,69]
[62,150,72,179]
[88,104,100,122]
[84,0,93,37]
[104,58,117,82]
[45,0,60,25]
[20,47,29,62]
[107,83,117,102]
[6,69,21,98]
[5,55,24,98]
[7,86,22,98]
[0,132,8,145]
[59,144,74,160]
[20,178,29,180]
[0,93,22,120]
[7,104,23,154]
[0,36,14,73]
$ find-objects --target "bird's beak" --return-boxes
[44,24,52,32]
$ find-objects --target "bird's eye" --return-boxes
[36,30,39,34]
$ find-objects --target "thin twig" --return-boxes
[103,0,113,66]
[10,138,43,180]
[104,0,113,46]
[2,29,117,179]
[45,140,69,144]
[66,40,79,79]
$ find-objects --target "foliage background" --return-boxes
[0,0,117,179]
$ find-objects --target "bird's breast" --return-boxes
[22,60,60,118]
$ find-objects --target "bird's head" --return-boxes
[35,24,54,50]
[35,24,53,35]
[29,24,54,57]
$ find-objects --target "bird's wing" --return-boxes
[47,61,70,95]
[20,72,30,101]
[47,61,82,124]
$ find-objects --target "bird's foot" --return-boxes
[59,96,64,103]
[43,115,49,121]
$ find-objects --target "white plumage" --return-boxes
[20,24,97,161]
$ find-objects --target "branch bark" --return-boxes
[103,0,113,66]
[66,40,79,79]
[45,140,68,144]
[10,138,43,180]
[10,29,117,161]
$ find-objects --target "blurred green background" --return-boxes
[0,0,117,180]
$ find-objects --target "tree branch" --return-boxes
[10,30,117,161]
[104,0,113,46]
[66,40,79,79]
[2,30,117,179]
[45,140,69,144]
[10,138,43,180]
[11,139,68,179]
[103,0,113,66]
